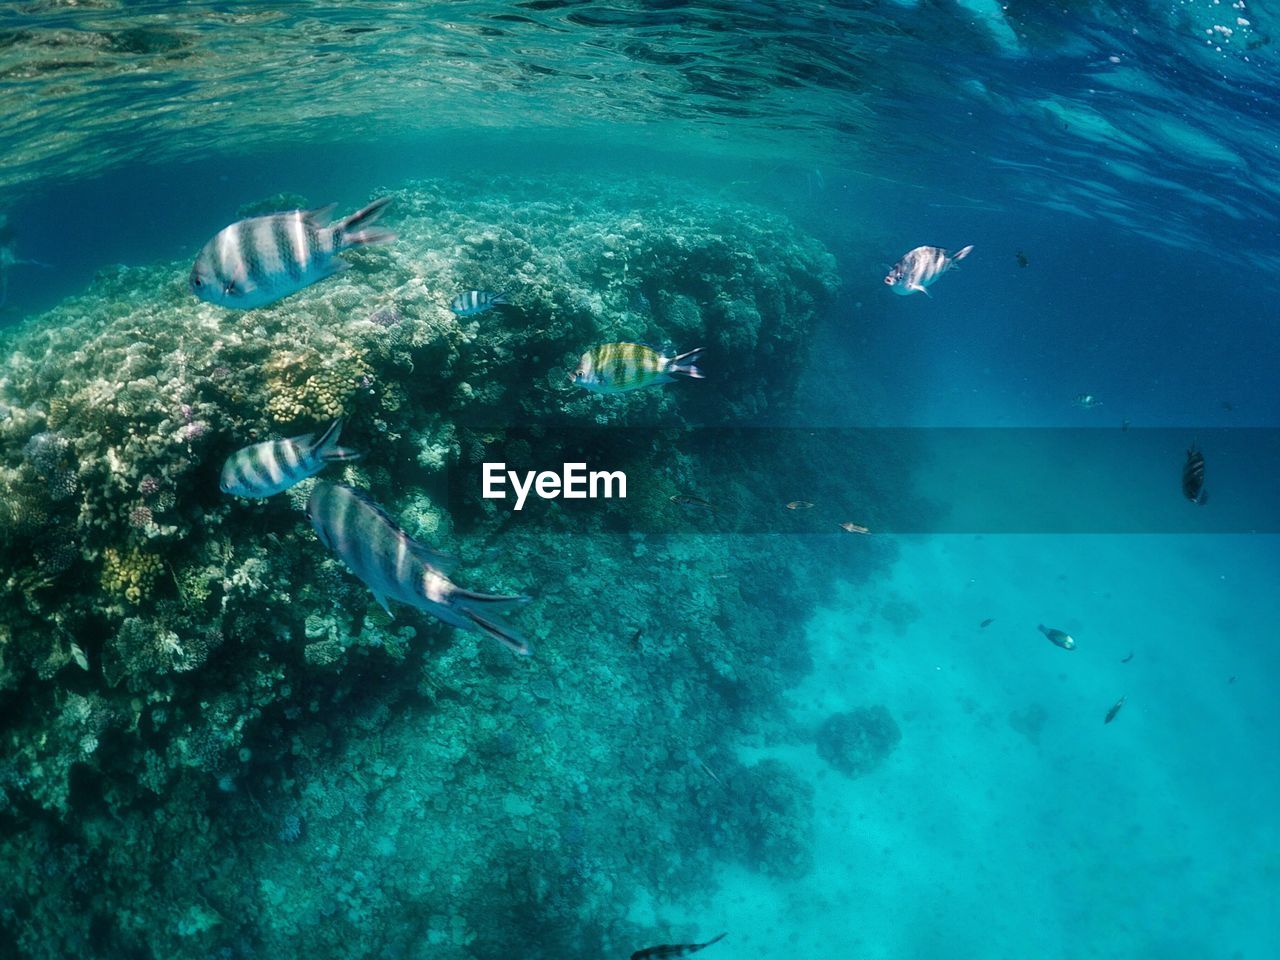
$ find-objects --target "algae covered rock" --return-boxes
[815,704,903,777]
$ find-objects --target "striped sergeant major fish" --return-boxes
[306,482,532,656]
[884,243,973,297]
[220,418,360,498]
[450,289,508,316]
[571,342,704,394]
[1182,443,1207,505]
[190,197,395,309]
[631,932,726,960]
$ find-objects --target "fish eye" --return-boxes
[191,274,202,287]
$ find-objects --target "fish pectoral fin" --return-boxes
[371,590,393,617]
[911,283,932,297]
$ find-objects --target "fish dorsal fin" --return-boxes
[339,483,405,530]
[305,203,338,226]
[339,484,456,572]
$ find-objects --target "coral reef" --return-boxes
[0,176,898,960]
[814,705,903,778]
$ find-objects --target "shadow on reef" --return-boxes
[0,176,920,959]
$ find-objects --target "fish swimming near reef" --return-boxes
[1182,443,1207,505]
[631,932,726,960]
[670,493,715,513]
[1038,623,1076,650]
[450,289,508,316]
[190,197,395,309]
[70,642,89,671]
[306,482,531,655]
[0,217,52,307]
[571,342,704,394]
[786,500,814,510]
[1075,394,1103,410]
[1104,695,1126,724]
[220,418,361,498]
[980,617,994,629]
[839,521,870,534]
[884,244,973,297]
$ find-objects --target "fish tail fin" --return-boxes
[953,244,974,261]
[668,347,705,380]
[312,417,362,463]
[337,196,396,249]
[455,591,532,656]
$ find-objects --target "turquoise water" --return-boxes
[0,3,1277,959]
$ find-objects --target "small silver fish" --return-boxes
[306,483,531,655]
[450,290,508,316]
[70,642,89,671]
[1038,623,1076,650]
[190,198,394,309]
[1075,394,1103,409]
[884,244,973,297]
[220,419,360,498]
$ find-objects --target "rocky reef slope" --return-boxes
[0,176,899,959]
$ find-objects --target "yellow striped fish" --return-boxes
[220,418,360,498]
[571,342,704,394]
[190,198,394,309]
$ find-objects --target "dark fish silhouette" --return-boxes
[1120,651,1134,663]
[631,933,726,960]
[1182,444,1207,505]
[1015,250,1029,268]
[980,618,994,628]
[670,493,714,513]
[1104,696,1126,724]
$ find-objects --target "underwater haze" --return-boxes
[0,2,1277,959]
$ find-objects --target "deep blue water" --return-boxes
[0,2,1277,959]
